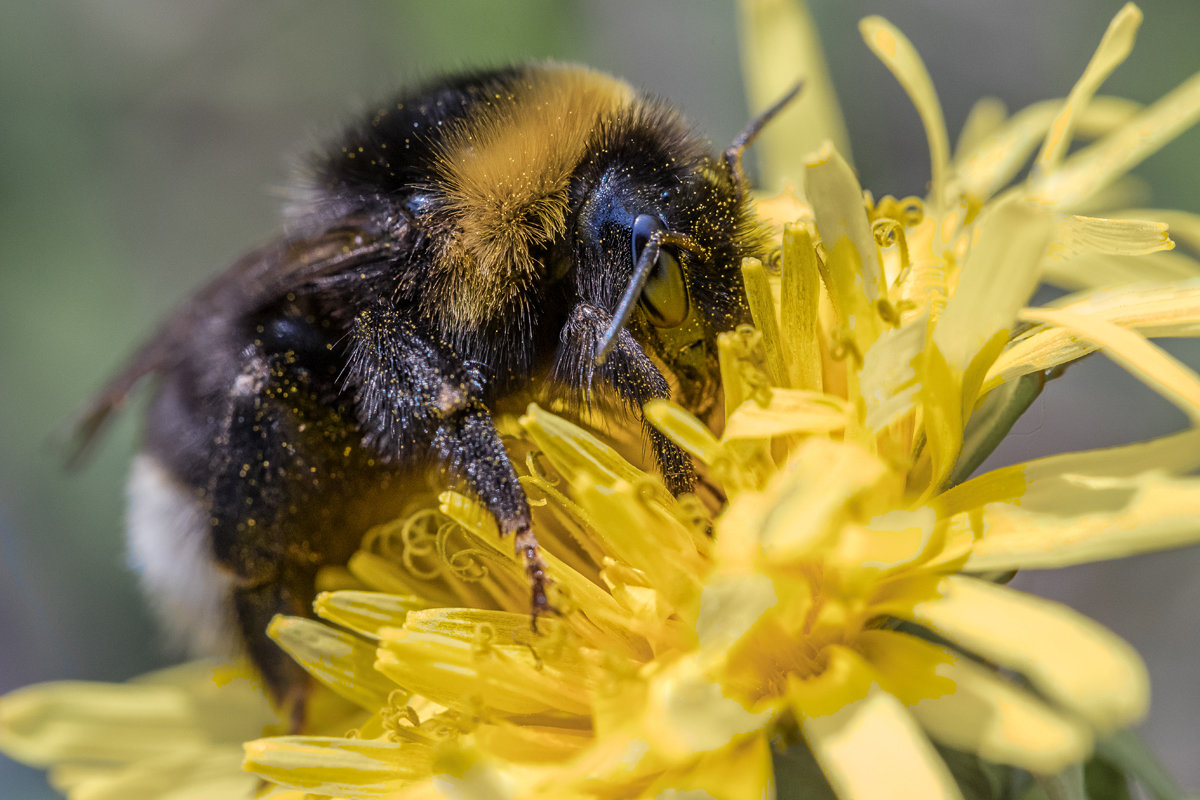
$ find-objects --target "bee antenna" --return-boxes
[724,80,805,198]
[593,231,707,365]
[594,231,665,366]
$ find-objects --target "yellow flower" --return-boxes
[5,3,1200,800]
[239,8,1200,799]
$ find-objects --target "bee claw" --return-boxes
[510,525,557,629]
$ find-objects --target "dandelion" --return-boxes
[5,2,1200,799]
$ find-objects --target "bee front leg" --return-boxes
[345,304,550,616]
[431,400,550,611]
[552,303,696,495]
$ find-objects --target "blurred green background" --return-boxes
[1,1,1196,797]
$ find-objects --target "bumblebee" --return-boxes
[78,62,795,710]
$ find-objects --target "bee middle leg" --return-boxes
[553,302,696,495]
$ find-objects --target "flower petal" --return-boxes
[314,591,429,639]
[860,16,951,210]
[732,438,886,563]
[737,0,850,185]
[723,389,850,440]
[858,630,1092,774]
[519,403,647,489]
[806,145,887,308]
[376,614,591,719]
[1034,3,1142,171]
[932,198,1055,373]
[695,573,778,659]
[952,97,1008,163]
[1041,250,1200,290]
[953,97,1139,202]
[1022,306,1200,423]
[644,399,723,465]
[909,576,1148,732]
[648,734,774,800]
[1029,70,1200,208]
[780,223,824,391]
[269,616,396,711]
[51,748,254,800]
[642,658,773,760]
[1122,208,1200,252]
[797,648,963,800]
[860,318,924,431]
[0,662,276,767]
[986,279,1200,388]
[937,428,1200,517]
[1051,214,1172,260]
[244,735,434,797]
[741,257,789,387]
[964,472,1200,571]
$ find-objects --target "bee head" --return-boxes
[575,151,762,417]
[577,83,800,416]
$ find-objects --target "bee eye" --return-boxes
[632,214,689,328]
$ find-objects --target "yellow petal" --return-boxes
[437,491,646,652]
[860,318,924,431]
[911,340,966,498]
[860,16,950,210]
[314,590,429,639]
[1041,250,1200,291]
[244,735,434,796]
[695,573,778,659]
[737,0,851,185]
[723,389,850,440]
[519,403,647,489]
[909,576,1149,732]
[780,223,824,391]
[858,630,1093,774]
[1121,208,1200,252]
[829,508,940,574]
[964,472,1200,571]
[346,547,478,608]
[1022,306,1200,424]
[806,145,888,308]
[376,620,591,718]
[953,97,1140,202]
[644,399,722,465]
[932,198,1055,373]
[937,428,1200,517]
[1034,3,1142,171]
[648,734,774,800]
[952,97,1008,164]
[642,658,773,759]
[268,616,396,711]
[741,257,789,387]
[798,647,963,800]
[571,476,704,610]
[0,662,275,767]
[472,718,593,765]
[50,748,253,800]
[1051,214,1172,259]
[1029,70,1200,208]
[749,438,886,563]
[985,279,1200,389]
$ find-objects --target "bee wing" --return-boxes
[68,221,405,464]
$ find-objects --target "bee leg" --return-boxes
[433,400,551,616]
[553,303,696,495]
[346,305,550,618]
